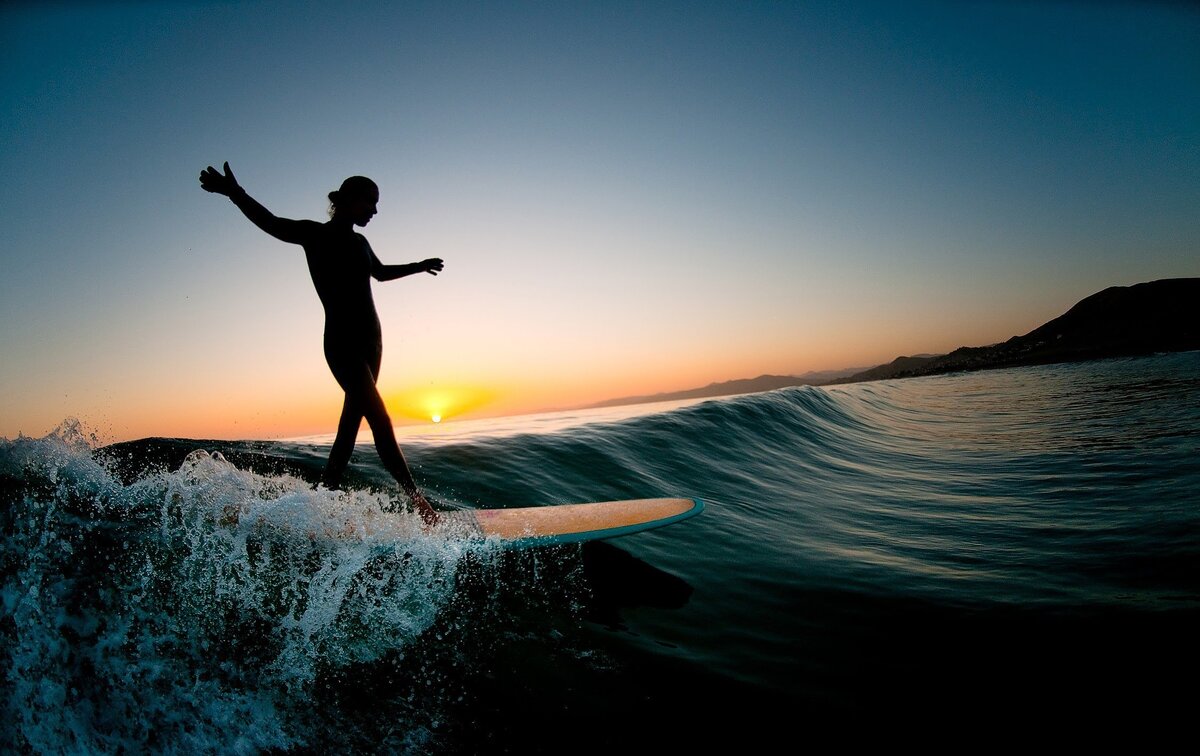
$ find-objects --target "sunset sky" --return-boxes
[2,1,1197,441]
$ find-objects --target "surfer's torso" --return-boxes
[296,221,382,349]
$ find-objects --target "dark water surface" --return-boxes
[3,353,1198,751]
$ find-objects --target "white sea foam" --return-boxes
[1,422,498,752]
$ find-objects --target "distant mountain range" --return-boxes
[832,278,1199,383]
[587,278,1199,408]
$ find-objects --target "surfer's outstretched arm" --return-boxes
[368,249,444,282]
[199,162,315,245]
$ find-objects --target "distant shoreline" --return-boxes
[586,278,1200,409]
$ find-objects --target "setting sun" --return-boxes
[386,385,497,425]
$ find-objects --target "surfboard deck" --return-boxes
[436,497,703,548]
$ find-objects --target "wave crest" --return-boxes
[0,424,489,752]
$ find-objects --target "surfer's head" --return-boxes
[328,176,379,226]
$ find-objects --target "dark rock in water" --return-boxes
[837,278,1200,383]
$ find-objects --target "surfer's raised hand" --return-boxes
[420,258,444,276]
[199,161,243,197]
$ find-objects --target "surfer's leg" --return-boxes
[321,338,377,490]
[353,381,417,494]
[354,375,438,523]
[320,394,363,490]
[324,346,437,523]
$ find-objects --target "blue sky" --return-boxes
[1,0,1197,439]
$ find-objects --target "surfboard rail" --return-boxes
[438,497,704,548]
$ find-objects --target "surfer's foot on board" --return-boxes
[410,491,440,528]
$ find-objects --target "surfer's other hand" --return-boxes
[199,161,242,196]
[420,258,444,276]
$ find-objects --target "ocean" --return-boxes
[3,352,1197,751]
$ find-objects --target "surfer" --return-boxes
[199,162,441,526]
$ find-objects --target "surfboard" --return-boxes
[436,497,704,548]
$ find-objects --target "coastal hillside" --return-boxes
[836,278,1200,383]
[585,278,1200,408]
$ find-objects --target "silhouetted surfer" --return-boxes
[200,162,441,525]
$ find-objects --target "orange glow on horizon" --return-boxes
[385,384,499,424]
[4,312,1045,444]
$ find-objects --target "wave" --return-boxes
[3,352,1198,749]
[1,420,502,752]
